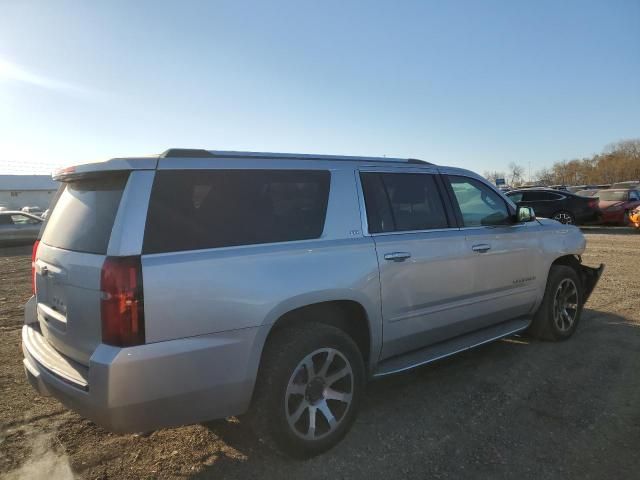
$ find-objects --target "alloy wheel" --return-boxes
[284,348,354,441]
[553,212,574,224]
[553,278,579,332]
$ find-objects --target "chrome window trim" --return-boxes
[370,227,461,237]
[456,224,528,231]
[354,169,371,237]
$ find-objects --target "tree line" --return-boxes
[484,139,640,187]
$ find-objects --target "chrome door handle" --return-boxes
[472,244,491,253]
[384,252,411,262]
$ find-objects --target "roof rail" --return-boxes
[161,148,433,165]
[161,149,215,158]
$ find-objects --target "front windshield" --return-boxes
[598,191,627,201]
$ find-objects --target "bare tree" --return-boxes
[535,168,554,185]
[507,162,524,186]
[482,170,506,184]
[498,138,640,187]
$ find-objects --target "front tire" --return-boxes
[528,265,583,341]
[250,323,365,458]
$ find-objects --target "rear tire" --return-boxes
[528,265,583,341]
[249,323,365,458]
[551,211,575,225]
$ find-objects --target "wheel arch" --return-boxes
[548,254,604,304]
[252,292,380,378]
[264,298,374,363]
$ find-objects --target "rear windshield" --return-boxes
[598,190,627,202]
[41,174,128,254]
[143,169,331,254]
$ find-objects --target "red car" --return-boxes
[598,189,640,225]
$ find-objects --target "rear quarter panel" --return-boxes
[142,239,381,341]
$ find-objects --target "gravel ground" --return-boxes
[1,233,639,479]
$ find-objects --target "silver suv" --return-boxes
[22,149,603,457]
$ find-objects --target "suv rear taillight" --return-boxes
[31,240,40,294]
[588,199,598,209]
[100,256,145,347]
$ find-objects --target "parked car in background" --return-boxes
[610,181,640,190]
[22,148,603,458]
[570,185,601,193]
[597,189,640,225]
[0,211,43,245]
[505,188,600,225]
[575,190,599,197]
[21,206,45,217]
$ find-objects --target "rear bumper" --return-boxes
[22,296,265,433]
[576,210,601,225]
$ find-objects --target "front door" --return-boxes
[445,175,540,325]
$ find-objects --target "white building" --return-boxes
[0,175,59,211]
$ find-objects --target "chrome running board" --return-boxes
[373,317,531,378]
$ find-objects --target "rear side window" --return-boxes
[41,174,128,254]
[360,172,449,233]
[523,191,562,201]
[143,169,331,253]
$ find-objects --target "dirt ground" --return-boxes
[1,233,639,479]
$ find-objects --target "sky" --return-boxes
[0,0,639,176]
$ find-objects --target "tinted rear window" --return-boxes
[143,169,331,254]
[360,172,449,233]
[41,174,128,254]
[522,191,563,201]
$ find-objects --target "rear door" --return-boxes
[35,173,130,365]
[358,169,478,360]
[444,175,539,324]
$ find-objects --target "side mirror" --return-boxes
[516,205,536,223]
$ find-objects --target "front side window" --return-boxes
[360,172,449,233]
[447,175,511,227]
[143,169,331,254]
